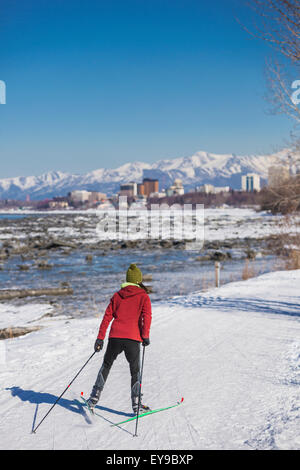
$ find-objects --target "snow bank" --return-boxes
[0,303,53,329]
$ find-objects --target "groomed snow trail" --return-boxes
[0,270,299,450]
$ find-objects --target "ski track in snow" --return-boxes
[0,270,299,449]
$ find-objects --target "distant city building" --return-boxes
[214,186,230,194]
[241,173,261,192]
[88,191,106,203]
[49,200,69,209]
[166,179,185,197]
[268,165,290,187]
[137,183,145,196]
[70,190,106,203]
[196,184,215,194]
[142,178,159,197]
[149,190,166,198]
[196,184,230,194]
[119,182,137,197]
[70,190,91,203]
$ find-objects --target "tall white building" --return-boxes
[241,173,261,192]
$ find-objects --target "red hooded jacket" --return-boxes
[97,285,152,342]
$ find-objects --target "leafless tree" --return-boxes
[265,58,300,123]
[245,0,300,63]
[242,1,300,215]
[243,0,300,127]
[261,174,300,213]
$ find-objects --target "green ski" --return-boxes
[111,397,184,427]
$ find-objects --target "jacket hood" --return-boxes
[118,285,144,299]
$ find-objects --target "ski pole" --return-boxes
[134,345,146,437]
[32,351,96,434]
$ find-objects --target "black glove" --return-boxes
[142,338,150,347]
[94,339,104,352]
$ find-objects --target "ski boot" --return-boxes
[132,395,151,415]
[87,385,101,410]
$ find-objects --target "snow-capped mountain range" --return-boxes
[0,149,289,200]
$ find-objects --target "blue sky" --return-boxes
[0,0,295,178]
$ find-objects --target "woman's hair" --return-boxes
[138,282,150,294]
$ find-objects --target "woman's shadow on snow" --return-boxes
[6,386,133,432]
[6,386,81,414]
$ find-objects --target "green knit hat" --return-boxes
[126,263,142,284]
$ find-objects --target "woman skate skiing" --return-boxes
[87,263,152,414]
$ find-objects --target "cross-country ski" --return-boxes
[80,394,183,427]
[111,398,184,427]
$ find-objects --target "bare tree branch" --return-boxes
[246,0,300,63]
[265,58,300,122]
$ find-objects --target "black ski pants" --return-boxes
[94,338,141,398]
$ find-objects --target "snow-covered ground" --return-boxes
[0,269,299,450]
